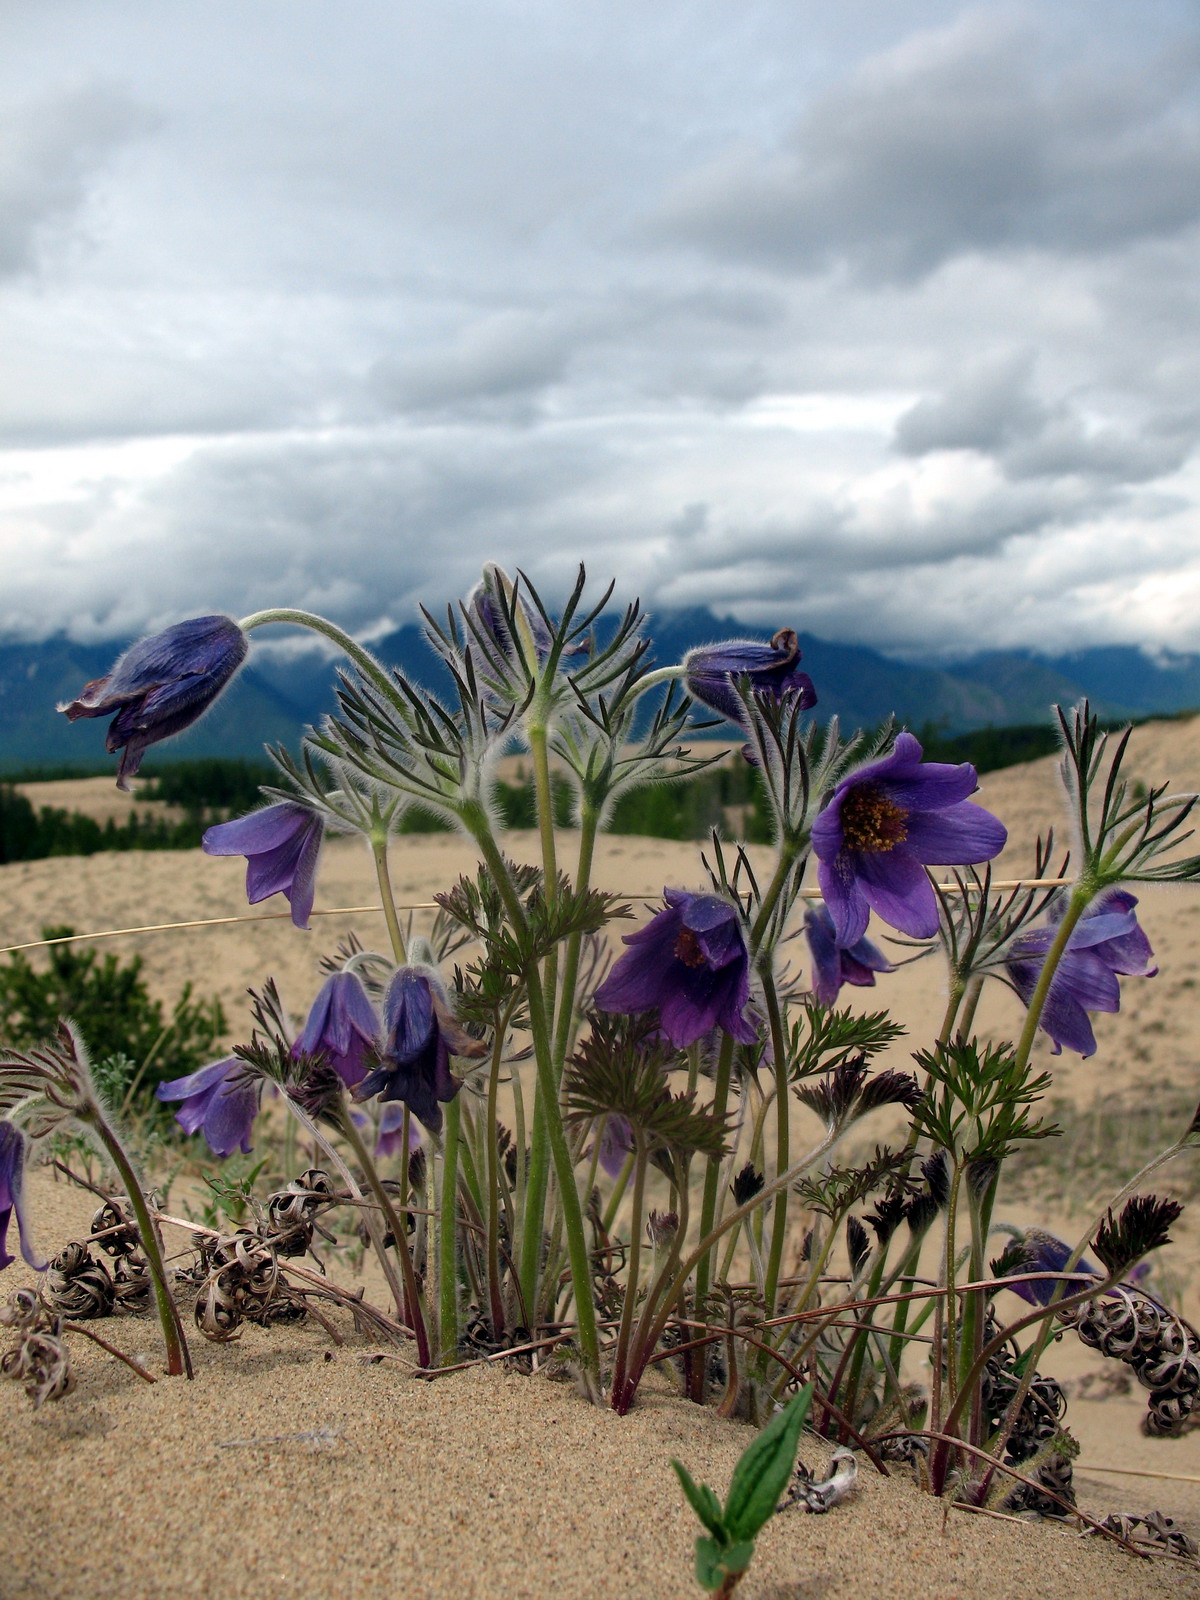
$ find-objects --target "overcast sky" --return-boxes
[2,0,1199,659]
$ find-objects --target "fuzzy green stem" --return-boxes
[552,803,599,1067]
[282,1091,409,1320]
[760,971,790,1315]
[238,607,401,705]
[1012,883,1094,1072]
[693,1033,736,1318]
[371,836,407,964]
[86,1107,191,1378]
[462,811,601,1390]
[338,1098,431,1368]
[610,1134,648,1403]
[438,1094,462,1363]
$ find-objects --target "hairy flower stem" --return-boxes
[690,1032,736,1396]
[750,839,802,950]
[552,804,599,1067]
[939,1157,965,1428]
[85,1106,191,1378]
[370,836,408,964]
[239,607,402,707]
[621,1128,841,1410]
[610,1134,648,1407]
[281,1092,409,1319]
[1012,882,1093,1073]
[338,1100,431,1368]
[485,1002,517,1339]
[438,1094,462,1363]
[463,812,601,1392]
[760,971,790,1316]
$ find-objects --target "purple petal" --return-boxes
[901,800,1007,866]
[856,847,939,939]
[817,853,872,948]
[204,802,307,857]
[156,1057,239,1102]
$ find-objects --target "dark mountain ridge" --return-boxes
[2,612,1195,775]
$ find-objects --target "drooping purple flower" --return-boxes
[811,731,1007,946]
[1006,890,1157,1058]
[0,1121,45,1272]
[58,615,248,790]
[594,890,758,1049]
[203,801,324,929]
[1003,1227,1100,1307]
[804,903,894,1008]
[156,1057,261,1157]
[684,629,817,725]
[292,971,379,1089]
[354,966,486,1134]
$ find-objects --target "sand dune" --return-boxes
[2,720,1199,1597]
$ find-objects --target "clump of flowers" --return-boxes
[14,566,1198,1573]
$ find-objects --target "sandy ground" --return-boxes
[3,720,1200,1596]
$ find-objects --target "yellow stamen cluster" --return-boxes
[839,783,909,853]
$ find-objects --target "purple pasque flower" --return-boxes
[804,903,893,1008]
[292,971,379,1089]
[0,1121,45,1272]
[594,890,758,1049]
[156,1058,261,1157]
[203,801,324,929]
[683,629,817,725]
[811,731,1007,946]
[354,966,486,1134]
[58,615,248,790]
[1004,1227,1100,1307]
[1005,890,1157,1058]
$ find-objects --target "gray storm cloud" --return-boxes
[0,1,1198,658]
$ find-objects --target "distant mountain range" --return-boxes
[3,609,1199,775]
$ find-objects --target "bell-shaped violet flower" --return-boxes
[1005,890,1157,1058]
[58,615,248,790]
[354,966,486,1134]
[203,801,324,929]
[804,904,894,1008]
[812,731,1007,946]
[292,971,379,1089]
[1004,1227,1101,1307]
[157,1058,261,1157]
[594,890,758,1049]
[684,629,817,725]
[0,1121,46,1271]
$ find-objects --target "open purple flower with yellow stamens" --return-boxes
[0,1121,45,1272]
[812,731,1007,945]
[203,801,324,929]
[594,890,758,1049]
[1006,890,1157,1057]
[292,971,379,1089]
[58,615,248,790]
[156,1057,261,1157]
[354,967,486,1135]
[804,903,893,1008]
[684,629,817,725]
